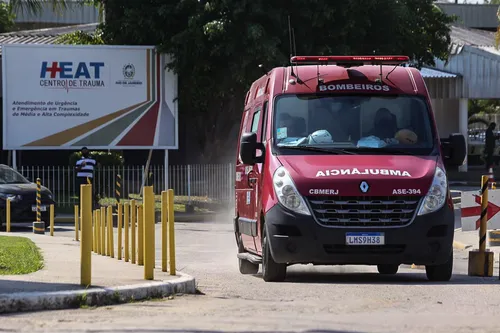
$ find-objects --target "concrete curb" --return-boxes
[0,272,196,314]
[449,181,481,187]
[453,240,472,250]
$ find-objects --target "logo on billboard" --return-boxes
[39,61,106,93]
[123,64,135,79]
[115,63,143,87]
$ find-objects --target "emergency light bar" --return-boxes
[290,55,410,66]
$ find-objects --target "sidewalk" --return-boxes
[55,210,217,223]
[0,231,196,313]
[454,229,500,255]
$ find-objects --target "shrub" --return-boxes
[69,150,124,167]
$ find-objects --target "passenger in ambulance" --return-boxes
[368,107,398,140]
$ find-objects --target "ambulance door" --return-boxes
[248,102,268,254]
[236,107,258,252]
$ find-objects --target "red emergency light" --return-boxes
[290,55,410,66]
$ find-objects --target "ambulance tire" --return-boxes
[237,234,259,275]
[262,227,286,282]
[377,264,399,275]
[425,249,453,282]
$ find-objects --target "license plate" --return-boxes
[32,205,47,212]
[346,232,385,245]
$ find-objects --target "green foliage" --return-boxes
[56,27,105,45]
[69,150,124,167]
[469,99,500,118]
[95,0,456,162]
[0,2,15,33]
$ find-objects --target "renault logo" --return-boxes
[359,181,369,193]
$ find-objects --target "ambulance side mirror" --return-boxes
[240,132,265,165]
[442,133,466,167]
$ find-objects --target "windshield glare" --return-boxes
[273,94,435,154]
[0,166,30,184]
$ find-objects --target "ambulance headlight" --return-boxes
[273,166,311,215]
[418,167,447,216]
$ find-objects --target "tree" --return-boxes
[56,27,105,45]
[68,0,456,163]
[0,2,15,33]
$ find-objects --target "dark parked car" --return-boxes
[0,164,55,231]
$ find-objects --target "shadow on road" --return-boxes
[6,223,73,233]
[80,329,368,333]
[251,271,500,286]
[0,279,96,295]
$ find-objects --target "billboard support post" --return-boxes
[12,150,17,170]
[164,149,169,191]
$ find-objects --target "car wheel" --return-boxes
[425,249,453,282]
[237,234,259,275]
[377,264,399,275]
[262,227,286,282]
[0,209,6,231]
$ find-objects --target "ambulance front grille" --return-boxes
[306,195,422,227]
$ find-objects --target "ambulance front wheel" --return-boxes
[425,248,453,282]
[262,226,286,282]
[377,264,399,275]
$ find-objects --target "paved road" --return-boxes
[2,210,500,333]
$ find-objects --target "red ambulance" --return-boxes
[234,55,466,282]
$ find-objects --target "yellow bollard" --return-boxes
[96,209,101,255]
[107,206,114,258]
[74,205,79,241]
[117,203,123,260]
[49,204,55,236]
[6,198,11,233]
[35,178,41,223]
[167,189,176,275]
[100,206,106,256]
[161,191,168,272]
[143,186,154,280]
[468,175,494,276]
[131,199,136,264]
[32,178,45,235]
[92,210,97,252]
[124,203,130,262]
[138,205,144,266]
[80,184,92,286]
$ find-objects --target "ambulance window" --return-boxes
[261,102,268,142]
[251,109,261,133]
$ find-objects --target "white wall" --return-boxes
[432,98,460,138]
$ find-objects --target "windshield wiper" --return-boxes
[354,147,418,155]
[278,146,358,155]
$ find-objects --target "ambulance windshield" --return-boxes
[273,94,436,155]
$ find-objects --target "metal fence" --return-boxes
[18,164,235,208]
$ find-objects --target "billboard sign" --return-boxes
[2,44,178,150]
